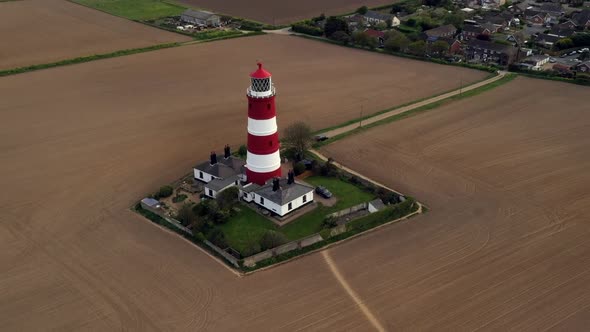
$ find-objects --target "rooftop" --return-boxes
[255,179,314,206]
[424,24,457,37]
[364,10,393,21]
[194,155,245,179]
[141,198,160,207]
[250,62,271,79]
[182,9,218,20]
[206,174,240,191]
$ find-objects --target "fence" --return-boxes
[243,233,324,267]
[326,202,368,219]
[150,208,241,268]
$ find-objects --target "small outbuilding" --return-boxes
[141,198,161,214]
[181,9,221,27]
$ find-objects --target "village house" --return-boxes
[506,32,527,47]
[464,39,518,65]
[362,10,400,27]
[423,24,457,39]
[538,3,565,22]
[523,55,550,70]
[462,24,493,39]
[573,9,590,28]
[536,33,562,48]
[481,0,506,9]
[577,60,590,73]
[180,9,221,27]
[524,9,551,25]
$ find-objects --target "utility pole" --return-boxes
[359,105,363,128]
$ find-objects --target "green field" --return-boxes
[73,0,186,20]
[219,176,375,254]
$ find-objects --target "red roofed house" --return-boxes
[364,29,386,47]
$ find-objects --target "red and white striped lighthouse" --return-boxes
[246,62,281,185]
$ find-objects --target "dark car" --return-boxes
[315,135,329,142]
[315,186,333,198]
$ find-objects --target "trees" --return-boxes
[283,122,313,158]
[375,22,388,31]
[324,16,349,37]
[408,40,427,55]
[259,230,288,250]
[356,6,368,15]
[292,22,323,36]
[238,144,247,157]
[176,203,195,226]
[572,33,590,47]
[156,185,173,198]
[216,186,239,211]
[384,33,410,52]
[554,38,573,50]
[331,30,351,45]
[431,40,450,57]
[353,31,378,49]
[293,161,307,175]
[443,12,465,28]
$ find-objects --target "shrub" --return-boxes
[293,161,307,175]
[331,30,351,44]
[211,209,231,225]
[356,6,368,14]
[176,203,195,226]
[239,21,263,31]
[207,229,227,248]
[292,22,323,36]
[349,175,360,184]
[242,242,262,257]
[216,186,239,210]
[157,185,173,198]
[259,230,288,250]
[323,216,338,228]
[238,144,247,157]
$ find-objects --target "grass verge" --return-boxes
[0,42,181,77]
[314,73,517,147]
[72,0,186,20]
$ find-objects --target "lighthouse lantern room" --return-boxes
[246,63,282,185]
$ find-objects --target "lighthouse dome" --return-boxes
[250,62,271,79]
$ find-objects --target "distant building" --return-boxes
[362,10,400,27]
[364,29,386,47]
[572,9,590,28]
[423,24,457,39]
[464,39,518,65]
[524,9,551,26]
[181,9,221,27]
[140,198,161,214]
[481,0,506,10]
[523,55,550,70]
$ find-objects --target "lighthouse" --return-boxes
[245,62,281,185]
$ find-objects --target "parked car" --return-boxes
[315,186,333,199]
[549,58,556,63]
[315,135,329,142]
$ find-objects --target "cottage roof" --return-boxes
[550,26,575,37]
[194,156,245,178]
[466,39,516,54]
[254,179,313,206]
[206,174,240,191]
[364,10,392,21]
[537,33,561,44]
[182,9,217,20]
[463,24,488,34]
[573,9,590,26]
[364,29,385,38]
[424,24,457,37]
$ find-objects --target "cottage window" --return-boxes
[199,171,203,179]
[208,189,213,197]
[260,196,264,205]
[302,195,307,203]
[288,202,292,210]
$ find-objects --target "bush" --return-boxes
[239,21,263,31]
[259,230,288,250]
[156,185,173,198]
[207,229,228,248]
[331,30,351,44]
[356,6,368,14]
[216,187,239,210]
[176,203,195,226]
[242,242,262,256]
[293,161,307,175]
[323,216,337,228]
[238,144,247,157]
[292,22,323,36]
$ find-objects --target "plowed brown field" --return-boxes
[321,77,590,330]
[177,0,393,25]
[0,33,488,330]
[0,0,189,70]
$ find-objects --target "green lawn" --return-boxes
[280,176,375,240]
[218,207,277,254]
[74,0,186,20]
[219,176,375,254]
